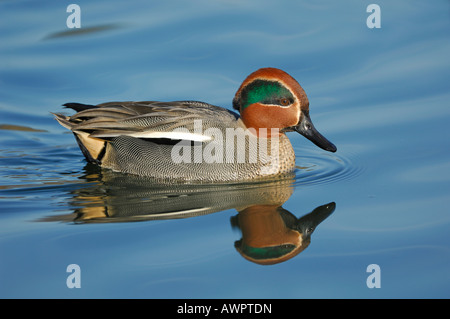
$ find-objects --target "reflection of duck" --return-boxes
[231,202,335,265]
[43,166,297,223]
[43,167,335,265]
[54,68,336,182]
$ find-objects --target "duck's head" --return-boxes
[233,67,336,152]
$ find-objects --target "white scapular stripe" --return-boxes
[128,131,212,142]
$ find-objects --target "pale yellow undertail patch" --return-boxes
[74,131,106,160]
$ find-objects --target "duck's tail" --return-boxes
[53,103,107,164]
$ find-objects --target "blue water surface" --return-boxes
[0,0,449,299]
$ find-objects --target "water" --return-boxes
[0,0,449,299]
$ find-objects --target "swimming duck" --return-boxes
[54,68,336,182]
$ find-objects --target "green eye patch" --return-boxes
[240,80,294,109]
[239,243,296,260]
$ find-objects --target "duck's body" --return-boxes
[54,68,336,182]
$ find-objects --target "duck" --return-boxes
[54,67,336,182]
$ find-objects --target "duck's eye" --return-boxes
[279,98,290,106]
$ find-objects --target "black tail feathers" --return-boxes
[63,102,97,112]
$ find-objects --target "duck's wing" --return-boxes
[54,101,240,142]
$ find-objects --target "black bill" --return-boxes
[292,111,337,152]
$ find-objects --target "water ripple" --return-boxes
[294,148,363,186]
